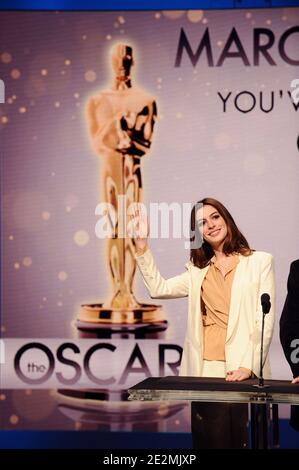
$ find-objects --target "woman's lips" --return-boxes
[208,228,221,237]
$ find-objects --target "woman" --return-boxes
[134,197,275,448]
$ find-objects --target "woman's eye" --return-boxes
[213,215,219,219]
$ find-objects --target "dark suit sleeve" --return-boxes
[279,260,299,377]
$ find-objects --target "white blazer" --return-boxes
[136,249,275,378]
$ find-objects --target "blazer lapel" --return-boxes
[226,255,246,343]
[190,264,209,300]
[189,264,210,347]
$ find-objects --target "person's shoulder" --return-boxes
[247,251,273,263]
[290,259,299,274]
[184,260,208,271]
[184,260,193,270]
[251,250,273,258]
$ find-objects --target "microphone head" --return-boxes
[261,293,270,304]
[261,293,271,314]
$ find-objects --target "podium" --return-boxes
[128,376,299,449]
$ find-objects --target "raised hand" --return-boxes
[128,203,149,254]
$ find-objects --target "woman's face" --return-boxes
[196,204,228,250]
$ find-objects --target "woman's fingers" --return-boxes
[225,369,250,382]
[128,204,149,241]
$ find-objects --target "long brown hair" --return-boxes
[190,197,253,268]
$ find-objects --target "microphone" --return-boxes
[257,293,271,388]
[261,293,271,314]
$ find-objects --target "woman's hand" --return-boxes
[226,368,252,382]
[292,376,299,384]
[129,204,149,255]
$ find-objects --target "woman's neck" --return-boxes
[214,251,225,260]
[213,246,228,261]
